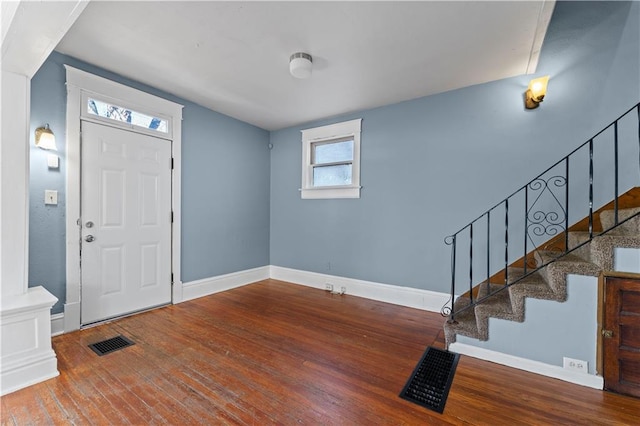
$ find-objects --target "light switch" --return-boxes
[45,190,58,205]
[47,154,59,169]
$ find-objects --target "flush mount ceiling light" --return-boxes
[289,52,313,79]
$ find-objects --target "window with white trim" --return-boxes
[301,119,362,199]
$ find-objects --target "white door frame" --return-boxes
[64,66,184,332]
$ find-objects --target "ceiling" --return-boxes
[55,1,555,131]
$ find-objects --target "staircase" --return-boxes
[442,102,640,346]
[444,204,640,344]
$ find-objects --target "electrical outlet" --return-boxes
[340,286,347,294]
[325,283,333,292]
[563,357,588,374]
[45,190,58,205]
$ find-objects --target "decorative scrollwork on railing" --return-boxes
[524,254,537,269]
[526,175,567,254]
[442,234,456,317]
[542,241,566,253]
[440,303,452,317]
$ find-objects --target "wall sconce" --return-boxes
[525,75,549,109]
[35,124,57,150]
[35,124,59,169]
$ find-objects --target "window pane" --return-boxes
[313,140,353,164]
[87,98,168,133]
[313,164,352,187]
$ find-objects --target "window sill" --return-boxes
[300,186,361,199]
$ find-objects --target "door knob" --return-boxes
[85,235,95,242]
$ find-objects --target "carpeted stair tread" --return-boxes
[451,294,472,311]
[506,267,564,304]
[566,231,640,268]
[567,231,594,263]
[505,267,545,285]
[535,252,601,300]
[599,207,640,234]
[595,208,640,270]
[567,231,594,247]
[443,298,481,343]
[545,253,602,274]
[475,283,523,322]
[535,250,597,267]
[590,233,640,270]
[535,251,601,277]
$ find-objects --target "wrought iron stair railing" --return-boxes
[443,101,640,322]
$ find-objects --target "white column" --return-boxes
[0,0,88,396]
[1,71,30,295]
[0,70,59,396]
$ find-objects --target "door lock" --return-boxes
[602,329,614,339]
[86,221,94,228]
[85,235,95,242]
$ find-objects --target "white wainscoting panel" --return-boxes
[1,286,59,395]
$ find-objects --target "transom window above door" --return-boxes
[82,94,171,137]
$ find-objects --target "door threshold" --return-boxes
[81,303,171,329]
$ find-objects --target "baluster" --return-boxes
[614,121,619,225]
[449,234,457,321]
[469,224,474,303]
[504,199,509,286]
[524,186,528,274]
[486,211,491,294]
[589,139,594,237]
[565,157,569,254]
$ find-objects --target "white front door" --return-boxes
[80,121,172,325]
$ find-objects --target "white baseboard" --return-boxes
[269,265,449,313]
[181,266,271,302]
[449,342,604,389]
[54,265,446,334]
[51,313,64,336]
[63,301,80,333]
[1,351,59,396]
[53,266,272,333]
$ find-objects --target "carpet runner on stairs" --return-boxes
[444,207,640,346]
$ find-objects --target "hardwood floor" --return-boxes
[2,279,639,425]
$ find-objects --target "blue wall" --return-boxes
[29,52,271,314]
[30,59,67,313]
[29,2,639,317]
[457,275,599,373]
[269,1,640,293]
